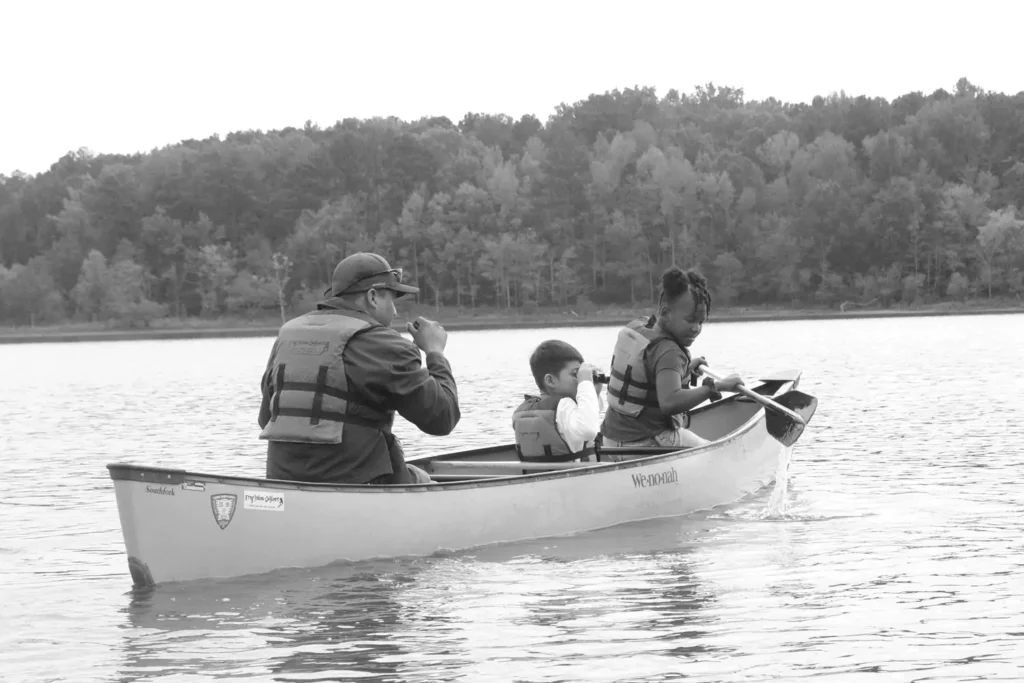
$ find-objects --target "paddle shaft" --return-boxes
[702,367,807,425]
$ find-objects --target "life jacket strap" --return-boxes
[610,366,656,393]
[607,363,661,409]
[269,363,390,429]
[273,407,391,431]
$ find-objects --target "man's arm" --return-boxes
[257,340,280,429]
[258,376,271,429]
[348,329,461,436]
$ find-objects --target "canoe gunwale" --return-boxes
[106,399,770,493]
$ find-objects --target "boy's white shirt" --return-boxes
[553,380,604,452]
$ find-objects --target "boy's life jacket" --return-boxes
[512,394,596,462]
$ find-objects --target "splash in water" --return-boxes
[761,445,793,518]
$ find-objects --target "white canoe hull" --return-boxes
[109,375,804,587]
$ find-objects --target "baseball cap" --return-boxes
[326,252,420,298]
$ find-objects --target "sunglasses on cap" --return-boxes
[324,268,406,297]
[365,268,404,290]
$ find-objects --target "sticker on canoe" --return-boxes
[181,480,206,492]
[631,468,679,489]
[243,490,285,512]
[211,494,237,530]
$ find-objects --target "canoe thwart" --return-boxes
[595,447,680,455]
[429,460,591,472]
[428,473,510,481]
[427,448,683,473]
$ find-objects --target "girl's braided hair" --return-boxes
[660,266,712,317]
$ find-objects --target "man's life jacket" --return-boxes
[259,310,393,444]
[512,395,596,462]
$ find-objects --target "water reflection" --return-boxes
[117,519,722,682]
[384,543,717,680]
[120,560,418,681]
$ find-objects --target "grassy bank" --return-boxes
[1,301,1021,345]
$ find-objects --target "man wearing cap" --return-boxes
[257,252,461,485]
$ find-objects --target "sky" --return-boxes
[3,0,1023,176]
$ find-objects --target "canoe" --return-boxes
[108,370,814,587]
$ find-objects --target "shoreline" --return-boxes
[0,306,1021,345]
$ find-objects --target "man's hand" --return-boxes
[408,317,448,355]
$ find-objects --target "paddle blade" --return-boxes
[764,390,819,447]
[775,390,818,425]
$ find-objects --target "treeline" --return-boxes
[2,78,1024,327]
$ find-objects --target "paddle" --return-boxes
[701,367,818,447]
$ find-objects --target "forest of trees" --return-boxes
[2,77,1024,327]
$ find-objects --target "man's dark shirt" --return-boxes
[259,305,460,484]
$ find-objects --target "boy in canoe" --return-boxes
[601,267,745,455]
[512,340,604,463]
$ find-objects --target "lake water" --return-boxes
[2,314,1023,682]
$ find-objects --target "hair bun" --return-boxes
[661,267,687,298]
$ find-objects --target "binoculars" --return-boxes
[592,372,610,385]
